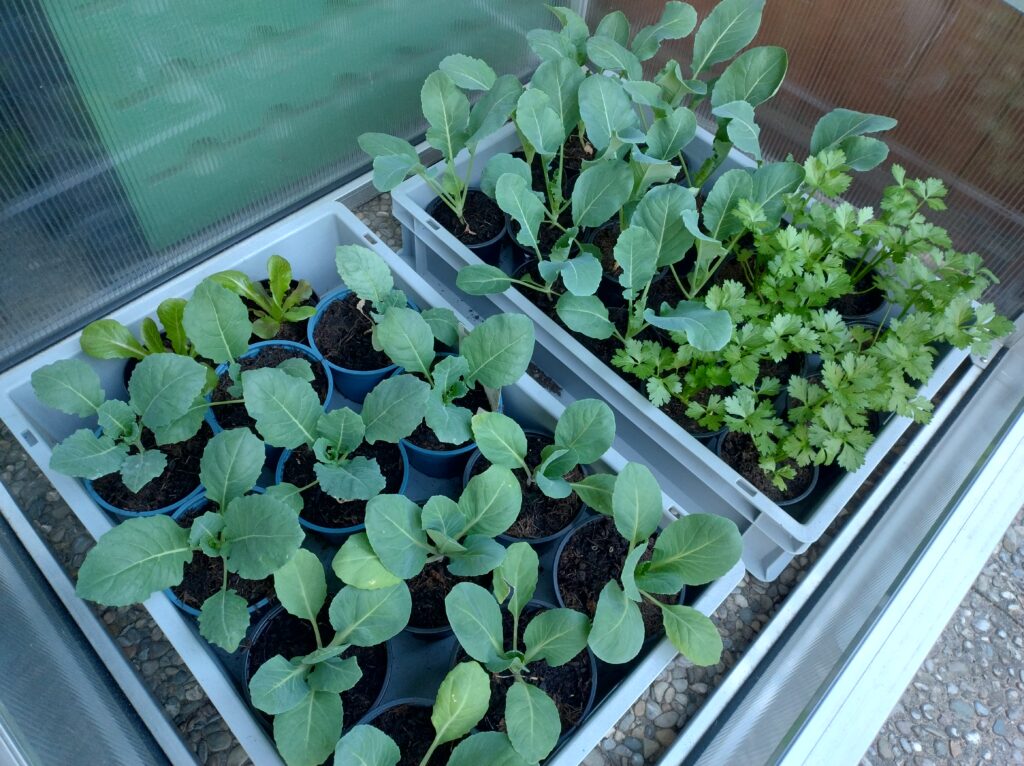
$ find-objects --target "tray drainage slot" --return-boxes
[737,479,758,497]
[426,217,440,231]
[363,233,379,245]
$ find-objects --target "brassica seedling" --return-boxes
[80,297,199,363]
[209,255,317,340]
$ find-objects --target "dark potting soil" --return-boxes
[556,516,678,638]
[718,431,815,503]
[211,345,330,432]
[561,135,595,182]
[407,560,490,630]
[405,383,494,451]
[281,441,404,530]
[827,272,885,318]
[370,703,456,766]
[758,352,804,387]
[170,500,273,610]
[244,279,319,344]
[91,422,212,512]
[429,190,505,246]
[455,606,592,738]
[312,292,392,372]
[245,608,387,730]
[469,434,584,540]
[591,221,621,275]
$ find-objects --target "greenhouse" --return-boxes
[1,1,1023,764]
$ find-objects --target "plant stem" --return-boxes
[419,737,443,766]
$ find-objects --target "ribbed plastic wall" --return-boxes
[0,0,566,370]
[587,0,1024,318]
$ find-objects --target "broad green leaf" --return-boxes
[249,656,311,714]
[301,646,346,665]
[556,294,615,340]
[646,514,742,585]
[377,307,435,376]
[221,494,304,579]
[703,168,754,239]
[333,533,402,589]
[810,108,897,154]
[316,457,386,502]
[632,1,699,61]
[578,75,637,152]
[425,399,473,445]
[198,589,250,652]
[621,544,647,601]
[265,482,304,514]
[447,534,506,577]
[273,690,342,766]
[589,581,644,663]
[505,682,560,763]
[571,159,634,228]
[76,515,192,606]
[329,582,412,646]
[468,75,523,149]
[595,10,630,46]
[335,244,394,306]
[643,301,734,351]
[119,450,167,493]
[712,100,762,161]
[449,732,530,766]
[361,374,430,444]
[421,307,460,348]
[274,549,327,623]
[462,314,535,389]
[471,411,527,470]
[839,135,889,171]
[182,280,251,363]
[560,254,603,297]
[496,173,545,249]
[422,495,469,541]
[188,511,224,553]
[655,58,707,104]
[549,5,589,45]
[80,320,146,361]
[134,318,161,353]
[308,656,361,693]
[439,53,496,90]
[365,494,429,578]
[571,473,617,516]
[51,429,127,479]
[459,465,521,538]
[200,428,264,508]
[661,604,723,665]
[531,57,585,136]
[622,80,669,109]
[316,407,365,458]
[335,725,401,766]
[555,399,615,464]
[241,367,321,449]
[275,358,314,382]
[645,107,698,161]
[631,184,697,267]
[149,399,206,446]
[586,36,642,80]
[515,89,564,156]
[97,399,137,439]
[711,46,788,107]
[456,264,513,295]
[523,608,590,666]
[358,133,422,191]
[446,582,505,664]
[266,254,292,307]
[157,299,189,355]
[615,226,659,299]
[526,28,576,63]
[535,447,574,500]
[129,353,208,431]
[613,462,663,546]
[752,161,804,224]
[631,149,680,197]
[432,661,491,745]
[422,70,470,161]
[493,542,538,619]
[691,0,765,75]
[481,153,533,200]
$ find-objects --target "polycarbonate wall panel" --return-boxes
[0,0,570,370]
[586,0,1024,317]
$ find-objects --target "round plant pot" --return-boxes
[447,599,599,749]
[404,560,494,639]
[274,442,411,542]
[830,271,889,323]
[426,188,509,266]
[715,431,820,508]
[164,488,273,617]
[205,340,333,436]
[307,287,398,403]
[245,604,393,730]
[462,430,588,546]
[583,221,628,309]
[356,697,459,764]
[552,514,686,647]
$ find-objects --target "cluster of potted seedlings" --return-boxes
[34,240,742,766]
[32,1,1014,764]
[363,0,1012,506]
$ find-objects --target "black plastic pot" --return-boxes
[714,430,820,508]
[582,221,628,309]
[462,429,589,546]
[426,189,508,266]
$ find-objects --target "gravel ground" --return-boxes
[0,191,1012,766]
